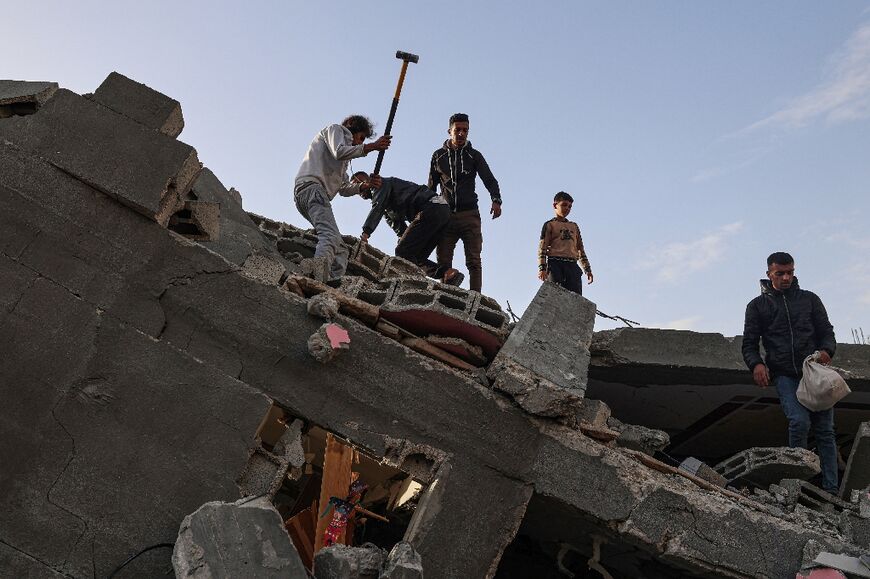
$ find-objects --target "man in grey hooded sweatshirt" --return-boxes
[294,115,390,281]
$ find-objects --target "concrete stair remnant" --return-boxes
[0,86,201,227]
[715,447,821,488]
[841,422,870,498]
[89,71,184,137]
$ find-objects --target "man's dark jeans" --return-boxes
[397,201,450,279]
[774,375,838,493]
[437,209,483,291]
[547,259,582,295]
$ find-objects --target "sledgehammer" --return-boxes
[372,50,419,176]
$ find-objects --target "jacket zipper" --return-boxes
[783,294,799,375]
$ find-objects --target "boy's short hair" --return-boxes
[342,115,375,137]
[449,113,469,125]
[352,171,369,181]
[553,191,574,203]
[767,251,794,268]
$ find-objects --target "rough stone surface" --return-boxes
[380,541,423,579]
[190,168,283,266]
[487,282,595,417]
[314,544,387,579]
[308,292,340,320]
[576,398,611,428]
[242,253,287,286]
[841,422,870,497]
[489,357,585,418]
[308,322,351,363]
[716,447,821,488]
[679,457,727,487]
[608,418,670,455]
[91,71,184,137]
[0,80,58,116]
[173,496,308,578]
[0,88,200,226]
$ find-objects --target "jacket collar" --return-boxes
[442,139,472,152]
[760,277,800,296]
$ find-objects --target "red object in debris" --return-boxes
[325,324,350,349]
[796,569,847,579]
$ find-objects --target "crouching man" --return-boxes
[352,171,464,286]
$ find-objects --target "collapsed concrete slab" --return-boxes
[716,447,821,488]
[380,541,423,579]
[90,71,184,137]
[0,80,58,117]
[173,496,308,578]
[841,422,870,498]
[4,72,870,579]
[487,282,595,417]
[0,86,200,226]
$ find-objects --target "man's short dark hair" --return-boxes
[767,252,794,268]
[554,191,574,203]
[342,115,374,137]
[352,171,368,181]
[449,113,469,125]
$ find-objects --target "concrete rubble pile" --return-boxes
[2,72,870,579]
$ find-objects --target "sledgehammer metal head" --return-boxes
[396,50,419,63]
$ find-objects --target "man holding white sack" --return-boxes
[742,251,839,493]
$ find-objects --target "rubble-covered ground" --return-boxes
[2,73,869,579]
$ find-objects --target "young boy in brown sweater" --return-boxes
[537,191,594,294]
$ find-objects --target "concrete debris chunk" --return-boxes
[379,541,423,579]
[608,418,670,455]
[715,446,821,488]
[172,496,308,578]
[841,422,870,498]
[0,80,58,117]
[237,420,305,498]
[0,88,200,226]
[308,292,340,320]
[576,399,611,429]
[489,357,585,417]
[679,457,727,487]
[487,282,595,417]
[168,200,220,241]
[242,253,287,286]
[314,543,387,579]
[308,322,350,363]
[778,479,857,514]
[91,71,184,137]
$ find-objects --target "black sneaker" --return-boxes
[442,268,464,287]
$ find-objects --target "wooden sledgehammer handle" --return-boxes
[373,51,418,176]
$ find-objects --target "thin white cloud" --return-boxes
[663,316,702,330]
[740,21,870,133]
[642,222,744,283]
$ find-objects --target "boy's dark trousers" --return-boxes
[547,259,582,294]
[396,201,451,279]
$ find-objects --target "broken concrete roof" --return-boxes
[2,73,869,579]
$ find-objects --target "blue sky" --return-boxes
[5,1,870,340]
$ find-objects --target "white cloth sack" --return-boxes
[797,351,851,411]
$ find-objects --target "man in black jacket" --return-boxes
[352,172,463,286]
[742,252,838,492]
[428,113,502,292]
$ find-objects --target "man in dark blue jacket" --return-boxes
[352,172,463,286]
[742,252,838,492]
